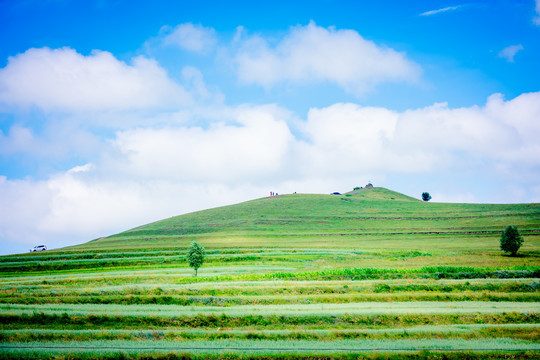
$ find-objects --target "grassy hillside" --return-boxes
[49,186,538,270]
[1,187,538,359]
[80,187,539,250]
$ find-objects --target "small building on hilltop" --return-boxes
[365,182,373,188]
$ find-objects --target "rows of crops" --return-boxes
[1,249,539,359]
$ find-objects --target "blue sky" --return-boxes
[1,0,539,254]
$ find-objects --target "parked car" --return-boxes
[30,245,47,252]
[331,192,341,195]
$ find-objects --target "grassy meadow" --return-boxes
[1,187,539,359]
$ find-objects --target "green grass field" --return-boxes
[1,187,539,359]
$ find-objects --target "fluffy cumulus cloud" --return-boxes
[482,92,540,166]
[234,22,420,95]
[300,92,540,176]
[298,104,401,174]
[0,47,191,112]
[161,23,217,53]
[109,105,295,182]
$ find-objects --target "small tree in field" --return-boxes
[187,240,205,276]
[500,225,523,256]
[422,192,432,202]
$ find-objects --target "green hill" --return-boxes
[4,186,538,272]
[71,187,539,263]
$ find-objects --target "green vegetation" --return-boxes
[501,225,524,256]
[187,241,205,276]
[1,187,538,359]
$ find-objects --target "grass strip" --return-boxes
[1,312,538,330]
[2,292,539,306]
[1,301,539,317]
[169,267,540,283]
[1,350,539,360]
[4,266,537,283]
[5,278,538,295]
[0,339,539,355]
[1,324,539,342]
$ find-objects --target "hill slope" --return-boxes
[74,187,539,257]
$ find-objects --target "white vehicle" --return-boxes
[30,245,47,252]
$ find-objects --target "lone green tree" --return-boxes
[500,225,523,256]
[186,240,205,276]
[421,192,432,202]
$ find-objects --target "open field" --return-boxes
[1,187,539,359]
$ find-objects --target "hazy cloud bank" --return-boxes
[1,88,539,252]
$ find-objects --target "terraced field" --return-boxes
[1,187,539,359]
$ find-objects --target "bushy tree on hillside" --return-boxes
[500,225,523,256]
[187,240,205,276]
[422,192,432,202]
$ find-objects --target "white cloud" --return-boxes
[67,163,94,174]
[162,23,217,53]
[395,99,518,157]
[298,103,402,174]
[40,173,149,235]
[0,47,192,112]
[109,105,295,182]
[419,6,462,16]
[299,92,540,176]
[498,44,524,63]
[234,21,420,95]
